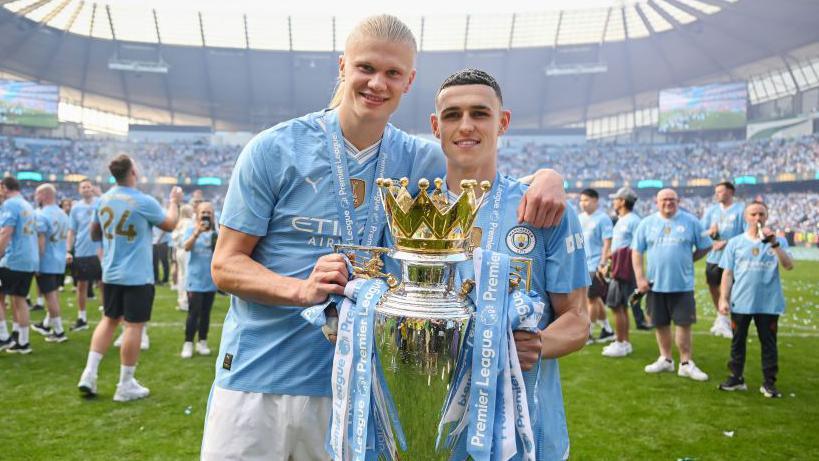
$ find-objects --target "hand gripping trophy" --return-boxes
[304,177,541,461]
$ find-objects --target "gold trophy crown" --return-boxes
[376,177,491,254]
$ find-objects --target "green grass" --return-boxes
[1,261,817,460]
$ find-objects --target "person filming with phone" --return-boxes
[179,201,219,359]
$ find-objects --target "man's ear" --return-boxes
[430,113,441,139]
[498,109,512,135]
[404,69,417,94]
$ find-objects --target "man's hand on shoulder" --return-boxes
[517,168,566,228]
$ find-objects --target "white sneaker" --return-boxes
[678,361,709,381]
[176,304,189,312]
[181,341,194,359]
[644,356,675,373]
[716,324,733,339]
[711,317,733,338]
[113,331,124,347]
[141,331,150,350]
[78,370,98,396]
[602,341,632,357]
[113,378,150,402]
[196,340,211,356]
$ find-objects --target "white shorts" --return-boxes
[201,386,332,461]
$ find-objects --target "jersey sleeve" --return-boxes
[69,207,78,232]
[543,206,590,293]
[692,216,713,250]
[631,219,648,252]
[600,215,613,240]
[718,238,736,271]
[139,196,167,227]
[35,211,48,235]
[219,133,281,236]
[0,204,17,228]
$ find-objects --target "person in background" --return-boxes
[578,188,614,343]
[180,202,218,358]
[67,179,102,332]
[172,204,195,312]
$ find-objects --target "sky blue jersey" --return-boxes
[36,204,69,274]
[701,202,746,264]
[442,175,589,461]
[184,226,217,292]
[611,212,641,252]
[578,208,613,272]
[632,211,712,293]
[719,234,789,315]
[0,195,39,272]
[69,198,101,258]
[94,186,167,285]
[214,109,445,396]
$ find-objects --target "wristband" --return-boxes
[770,241,780,249]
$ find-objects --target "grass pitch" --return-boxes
[1,261,817,460]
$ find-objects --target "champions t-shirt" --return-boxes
[69,198,101,258]
[36,204,69,275]
[215,109,445,396]
[0,195,39,272]
[578,209,613,272]
[719,234,789,315]
[94,186,167,285]
[184,227,218,293]
[701,202,745,264]
[632,211,712,293]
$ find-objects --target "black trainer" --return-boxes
[6,342,32,354]
[31,322,52,336]
[45,331,68,343]
[597,328,615,343]
[0,336,13,351]
[70,319,89,332]
[760,382,781,398]
[30,303,45,312]
[636,322,654,331]
[718,375,747,391]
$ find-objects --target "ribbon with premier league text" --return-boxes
[438,248,544,461]
[302,277,405,461]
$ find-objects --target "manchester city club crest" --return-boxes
[752,247,760,256]
[506,226,536,254]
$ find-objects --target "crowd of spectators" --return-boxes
[499,134,819,182]
[1,134,816,236]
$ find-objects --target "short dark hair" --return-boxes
[716,181,735,192]
[1,176,20,191]
[437,68,503,105]
[109,154,133,184]
[580,188,599,200]
[623,198,636,211]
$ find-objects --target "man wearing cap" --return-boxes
[602,187,642,357]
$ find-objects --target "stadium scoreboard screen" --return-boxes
[0,80,59,128]
[658,82,747,132]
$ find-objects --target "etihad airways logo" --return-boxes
[291,216,367,248]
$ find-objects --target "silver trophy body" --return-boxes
[374,250,472,460]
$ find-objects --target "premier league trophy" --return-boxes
[331,177,531,460]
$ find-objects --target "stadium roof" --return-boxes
[1,0,818,132]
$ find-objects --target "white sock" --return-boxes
[602,319,612,331]
[12,322,19,332]
[119,365,136,384]
[85,351,103,376]
[43,313,51,328]
[37,296,45,306]
[18,327,29,345]
[51,317,64,335]
[0,322,8,340]
[79,310,87,322]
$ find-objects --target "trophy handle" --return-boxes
[333,243,400,289]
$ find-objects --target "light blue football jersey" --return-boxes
[578,208,613,272]
[69,198,102,258]
[214,109,445,396]
[632,211,712,293]
[719,234,789,315]
[94,186,167,285]
[36,204,69,275]
[447,175,590,461]
[0,195,39,272]
[184,226,217,293]
[701,202,745,264]
[611,212,641,252]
